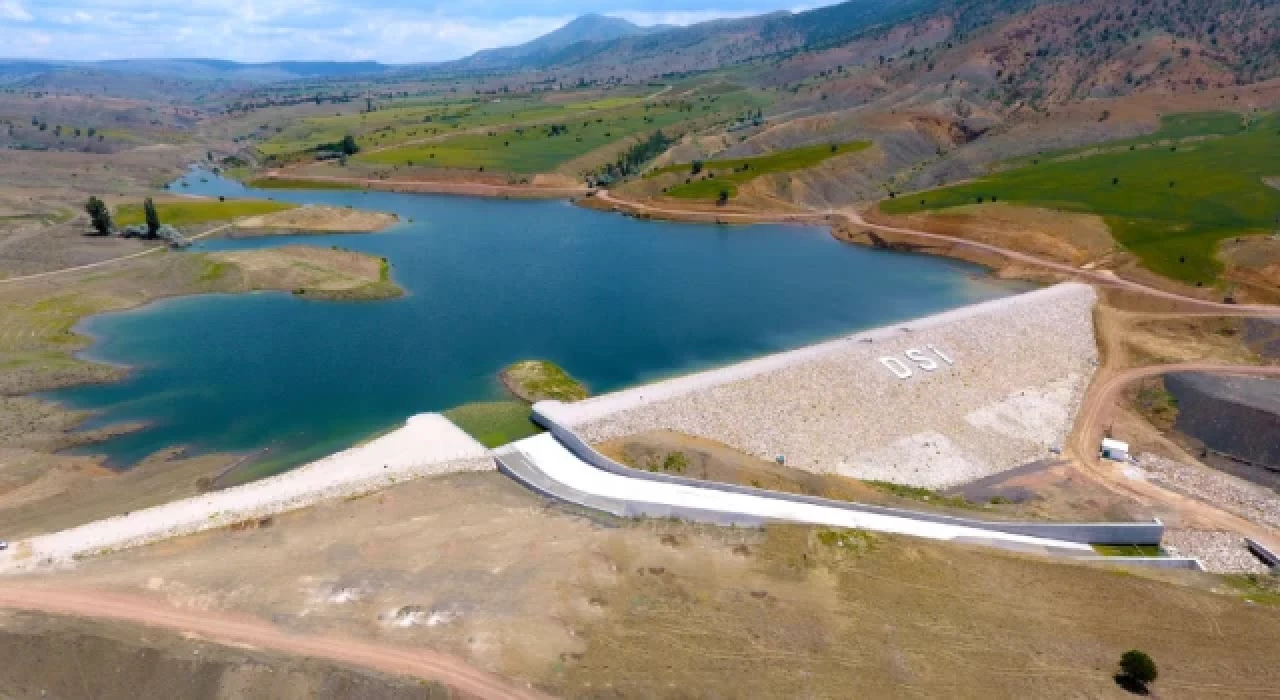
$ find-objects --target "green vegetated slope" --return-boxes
[115,199,296,226]
[659,141,872,199]
[357,91,765,174]
[882,112,1280,285]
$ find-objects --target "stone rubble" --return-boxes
[1135,453,1280,531]
[550,284,1098,489]
[1162,529,1271,574]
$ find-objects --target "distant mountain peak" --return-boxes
[463,13,670,68]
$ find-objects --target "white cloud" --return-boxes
[0,1,806,62]
[0,0,33,22]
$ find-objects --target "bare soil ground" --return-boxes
[12,471,1278,698]
[232,205,399,235]
[866,203,1116,266]
[1220,235,1280,305]
[209,246,401,300]
[0,610,452,700]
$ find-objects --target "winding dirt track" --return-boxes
[1072,362,1280,545]
[592,190,1280,316]
[0,223,234,286]
[0,585,547,700]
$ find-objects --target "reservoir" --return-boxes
[50,172,1032,477]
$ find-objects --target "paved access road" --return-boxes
[0,585,546,700]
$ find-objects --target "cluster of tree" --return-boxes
[598,130,674,181]
[84,196,161,236]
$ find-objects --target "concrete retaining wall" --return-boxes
[531,405,1165,545]
[1247,537,1280,569]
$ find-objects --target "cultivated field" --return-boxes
[883,111,1280,286]
[652,140,872,199]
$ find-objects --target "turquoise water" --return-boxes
[50,171,1032,474]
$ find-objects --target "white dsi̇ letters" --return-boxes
[878,356,914,379]
[879,345,955,379]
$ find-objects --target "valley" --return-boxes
[0,0,1278,697]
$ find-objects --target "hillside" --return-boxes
[459,14,673,69]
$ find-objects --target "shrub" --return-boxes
[1119,649,1158,685]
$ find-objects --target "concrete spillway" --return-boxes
[497,433,1097,554]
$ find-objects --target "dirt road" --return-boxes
[0,222,233,286]
[1072,362,1280,545]
[260,171,588,198]
[0,585,546,700]
[592,190,1280,315]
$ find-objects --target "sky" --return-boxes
[0,0,812,64]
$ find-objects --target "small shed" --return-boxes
[1100,438,1130,462]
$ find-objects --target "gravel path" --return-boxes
[0,414,492,572]
[545,283,1098,489]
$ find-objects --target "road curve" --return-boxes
[0,223,233,287]
[0,585,547,700]
[591,189,1280,316]
[1073,362,1280,545]
[842,211,1280,315]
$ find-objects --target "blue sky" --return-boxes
[0,0,813,63]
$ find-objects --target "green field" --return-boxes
[1003,111,1247,168]
[252,83,769,174]
[443,401,542,448]
[115,199,296,227]
[659,141,872,199]
[357,95,763,174]
[881,112,1280,285]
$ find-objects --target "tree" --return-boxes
[340,134,360,155]
[143,197,160,236]
[84,196,113,235]
[717,189,730,206]
[691,160,703,175]
[1118,649,1158,689]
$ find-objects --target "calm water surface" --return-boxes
[50,171,1032,473]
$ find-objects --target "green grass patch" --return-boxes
[815,528,878,552]
[443,401,542,448]
[358,107,699,173]
[199,259,232,282]
[863,480,976,509]
[115,199,295,227]
[247,177,363,190]
[660,141,871,200]
[1091,544,1164,557]
[500,360,588,402]
[1224,574,1280,606]
[881,111,1280,285]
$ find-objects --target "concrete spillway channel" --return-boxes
[496,420,1201,569]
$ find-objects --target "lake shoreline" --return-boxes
[8,173,1029,515]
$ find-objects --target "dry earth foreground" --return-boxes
[545,283,1098,489]
[8,472,1279,699]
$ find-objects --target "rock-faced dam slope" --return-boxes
[540,283,1099,489]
